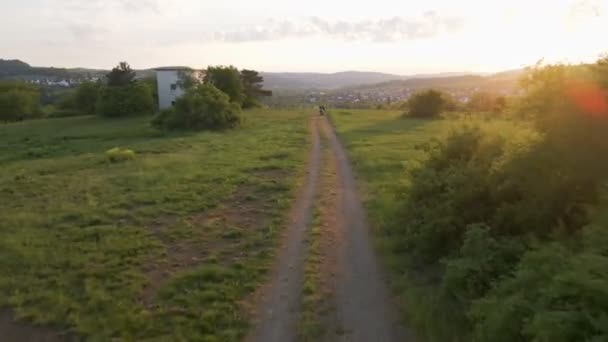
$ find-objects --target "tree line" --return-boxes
[0,61,271,130]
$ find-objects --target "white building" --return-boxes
[155,67,192,110]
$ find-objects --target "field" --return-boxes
[3,105,605,342]
[330,109,532,340]
[0,109,309,340]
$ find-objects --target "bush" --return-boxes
[388,57,608,339]
[74,81,99,114]
[471,220,608,342]
[406,89,446,118]
[468,92,507,113]
[0,82,41,121]
[96,82,154,117]
[390,122,608,340]
[151,84,241,130]
[105,147,135,163]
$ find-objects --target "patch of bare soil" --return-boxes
[141,177,287,307]
[320,116,413,342]
[246,115,322,342]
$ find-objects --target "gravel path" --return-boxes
[320,116,410,342]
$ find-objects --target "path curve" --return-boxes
[246,116,321,342]
[320,115,411,342]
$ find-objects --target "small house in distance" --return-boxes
[155,67,203,110]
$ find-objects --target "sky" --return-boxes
[1,0,607,74]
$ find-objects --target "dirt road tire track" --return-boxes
[246,115,321,342]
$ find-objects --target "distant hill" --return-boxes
[260,71,403,90]
[343,70,524,94]
[260,71,492,90]
[0,59,153,81]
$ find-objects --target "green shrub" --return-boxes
[390,85,608,340]
[105,147,135,162]
[151,84,241,130]
[467,92,508,114]
[74,81,100,114]
[442,224,525,305]
[405,89,446,118]
[0,82,41,121]
[97,82,154,117]
[471,220,608,342]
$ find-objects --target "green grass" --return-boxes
[330,109,529,341]
[0,109,309,340]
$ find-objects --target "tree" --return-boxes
[240,69,272,108]
[204,66,244,105]
[176,70,203,90]
[406,89,446,118]
[74,81,99,114]
[140,76,159,110]
[151,84,241,130]
[592,54,608,88]
[0,81,40,121]
[96,82,154,117]
[468,91,506,113]
[106,62,136,86]
[442,92,462,112]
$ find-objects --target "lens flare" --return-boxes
[566,79,608,116]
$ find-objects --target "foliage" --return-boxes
[176,70,203,90]
[51,93,81,118]
[391,114,607,340]
[405,89,446,118]
[204,66,244,105]
[471,215,608,342]
[96,82,154,117]
[105,147,136,162]
[152,84,241,130]
[106,62,136,87]
[241,69,272,108]
[441,92,463,112]
[0,109,308,340]
[38,85,74,106]
[73,81,100,114]
[140,76,159,111]
[0,81,41,121]
[467,91,507,113]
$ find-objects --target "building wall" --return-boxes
[156,70,185,110]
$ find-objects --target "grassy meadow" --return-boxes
[0,109,309,340]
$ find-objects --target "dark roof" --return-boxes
[153,66,193,71]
